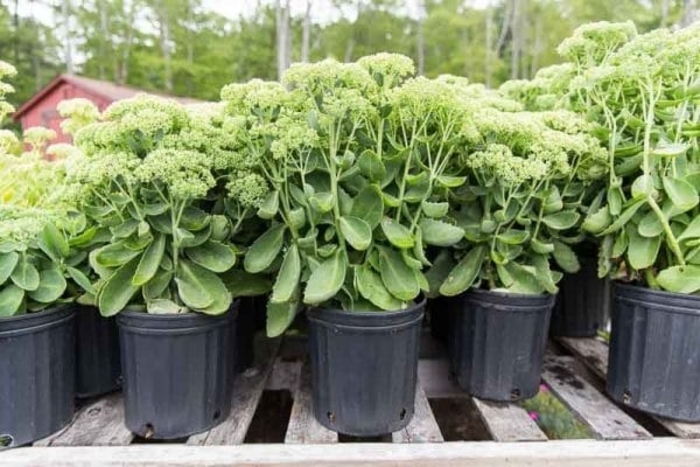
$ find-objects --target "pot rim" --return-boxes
[308,295,427,318]
[614,281,700,315]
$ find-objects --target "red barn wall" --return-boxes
[19,81,113,144]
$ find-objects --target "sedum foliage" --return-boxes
[64,95,269,317]
[503,22,700,294]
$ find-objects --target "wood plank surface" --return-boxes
[265,360,302,392]
[558,337,700,439]
[6,439,700,467]
[542,354,651,440]
[187,338,280,446]
[284,361,338,444]
[392,383,444,443]
[472,398,547,442]
[34,393,133,447]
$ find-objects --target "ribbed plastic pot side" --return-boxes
[307,299,425,436]
[608,283,700,422]
[117,306,237,440]
[450,289,554,402]
[0,306,76,447]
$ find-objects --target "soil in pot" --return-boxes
[608,283,700,422]
[550,255,610,337]
[0,306,76,447]
[117,307,237,440]
[449,289,554,402]
[75,306,121,398]
[307,299,425,436]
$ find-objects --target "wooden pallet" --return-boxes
[3,333,700,466]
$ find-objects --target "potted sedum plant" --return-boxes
[0,206,95,447]
[437,89,607,401]
[66,95,268,438]
[569,22,700,420]
[222,54,469,435]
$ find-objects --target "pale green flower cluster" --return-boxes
[466,143,548,186]
[283,59,376,98]
[23,127,57,153]
[358,53,415,88]
[557,21,637,65]
[0,61,16,122]
[57,98,100,136]
[0,206,56,243]
[137,149,216,200]
[226,173,268,208]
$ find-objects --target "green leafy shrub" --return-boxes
[64,95,269,317]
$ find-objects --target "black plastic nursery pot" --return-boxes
[307,299,425,436]
[608,283,700,422]
[0,306,76,447]
[550,255,610,337]
[117,306,237,440]
[236,295,266,371]
[75,305,122,398]
[449,289,554,402]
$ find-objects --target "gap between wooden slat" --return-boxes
[557,337,700,439]
[542,353,651,440]
[187,337,281,446]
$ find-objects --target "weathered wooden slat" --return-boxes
[417,359,465,398]
[265,360,302,392]
[6,439,700,467]
[187,338,280,446]
[392,383,444,443]
[542,354,651,440]
[472,398,548,442]
[34,393,133,447]
[284,361,338,444]
[558,337,700,439]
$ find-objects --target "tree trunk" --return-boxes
[301,0,311,62]
[660,0,670,26]
[157,1,173,92]
[416,0,426,76]
[485,2,493,88]
[510,0,520,80]
[118,0,137,85]
[98,0,108,80]
[276,0,291,79]
[680,0,697,26]
[62,0,74,75]
[495,0,513,56]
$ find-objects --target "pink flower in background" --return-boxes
[540,383,549,393]
[528,411,539,421]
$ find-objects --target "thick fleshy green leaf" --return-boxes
[379,248,420,301]
[133,233,166,286]
[497,229,529,245]
[381,218,414,249]
[38,223,70,262]
[258,191,280,219]
[180,206,210,231]
[210,215,231,242]
[356,265,403,310]
[11,256,40,291]
[66,266,96,295]
[267,294,300,338]
[244,224,286,273]
[599,199,646,235]
[627,229,660,270]
[222,270,272,298]
[436,175,467,188]
[98,256,141,317]
[425,250,456,297]
[531,239,555,254]
[657,265,700,293]
[638,211,663,238]
[0,252,19,285]
[439,246,486,296]
[532,254,558,294]
[542,211,580,230]
[663,176,699,212]
[271,245,301,304]
[0,242,19,253]
[147,299,186,314]
[652,143,688,157]
[503,263,544,294]
[176,260,231,315]
[552,240,580,274]
[421,201,449,218]
[186,240,237,273]
[0,284,24,317]
[303,250,347,305]
[95,242,143,268]
[679,216,700,242]
[28,267,67,303]
[339,216,372,251]
[143,269,173,300]
[358,149,386,182]
[351,185,384,229]
[309,192,335,213]
[419,219,464,247]
[582,206,611,234]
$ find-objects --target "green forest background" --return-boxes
[2,0,698,110]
